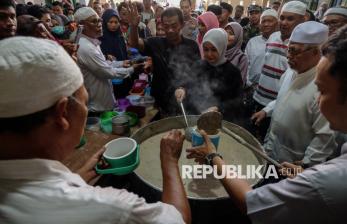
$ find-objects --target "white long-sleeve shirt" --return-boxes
[262,67,295,117]
[246,143,347,224]
[77,35,134,112]
[0,159,184,224]
[245,35,267,86]
[264,66,336,166]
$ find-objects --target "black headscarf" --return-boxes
[99,9,128,60]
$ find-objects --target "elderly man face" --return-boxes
[260,15,278,38]
[81,15,103,39]
[287,42,320,73]
[322,14,347,36]
[0,5,16,39]
[279,12,305,40]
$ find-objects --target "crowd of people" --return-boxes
[1,0,347,223]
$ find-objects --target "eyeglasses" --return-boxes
[85,18,103,25]
[323,19,347,28]
[68,95,83,106]
[287,47,316,56]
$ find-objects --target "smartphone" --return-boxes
[74,25,84,44]
[131,56,148,64]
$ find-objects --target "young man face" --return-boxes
[180,0,191,19]
[0,6,16,40]
[315,56,347,132]
[249,10,261,26]
[279,12,304,40]
[41,13,53,31]
[234,6,243,18]
[52,5,63,15]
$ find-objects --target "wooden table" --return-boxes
[62,107,158,173]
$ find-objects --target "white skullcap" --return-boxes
[74,7,98,23]
[261,9,278,20]
[281,1,307,16]
[0,37,83,118]
[324,7,347,18]
[289,21,328,44]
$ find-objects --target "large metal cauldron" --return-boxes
[129,115,266,224]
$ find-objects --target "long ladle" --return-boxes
[178,101,193,141]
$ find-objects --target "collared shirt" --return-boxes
[245,35,267,86]
[0,159,184,224]
[262,67,295,116]
[77,35,133,112]
[181,17,199,41]
[264,66,336,166]
[246,143,347,224]
[253,31,289,106]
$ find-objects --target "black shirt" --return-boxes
[183,60,244,123]
[142,36,200,115]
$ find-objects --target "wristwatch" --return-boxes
[205,153,223,166]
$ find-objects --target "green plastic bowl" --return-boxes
[95,138,140,175]
[95,148,139,175]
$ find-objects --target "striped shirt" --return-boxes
[253,31,289,106]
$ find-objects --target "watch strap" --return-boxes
[205,153,223,165]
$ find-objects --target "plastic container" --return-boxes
[85,117,100,131]
[191,128,220,149]
[95,138,140,175]
[112,115,130,136]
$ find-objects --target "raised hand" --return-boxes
[127,1,141,27]
[160,129,185,164]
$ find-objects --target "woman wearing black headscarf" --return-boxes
[99,9,128,61]
[99,9,137,99]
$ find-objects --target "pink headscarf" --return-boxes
[197,12,219,57]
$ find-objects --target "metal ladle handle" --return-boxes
[221,127,283,168]
[179,102,189,128]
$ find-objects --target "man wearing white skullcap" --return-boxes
[322,7,347,36]
[245,9,278,88]
[260,21,336,171]
[187,26,347,224]
[0,38,190,223]
[75,7,139,114]
[251,1,306,141]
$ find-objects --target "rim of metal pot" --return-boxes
[131,115,266,200]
